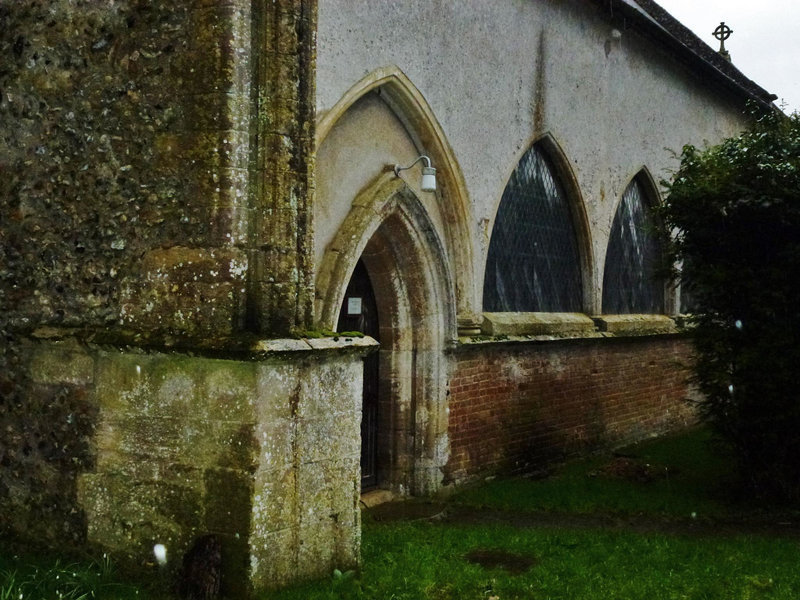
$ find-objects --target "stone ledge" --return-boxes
[481,312,596,337]
[28,326,378,358]
[253,335,378,355]
[592,314,677,336]
[304,336,377,351]
[455,312,684,349]
[360,489,395,508]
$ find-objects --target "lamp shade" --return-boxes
[421,166,437,192]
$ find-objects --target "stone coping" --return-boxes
[591,314,678,336]
[481,312,598,337]
[252,335,379,353]
[458,312,681,347]
[27,326,378,358]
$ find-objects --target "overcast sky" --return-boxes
[656,0,800,114]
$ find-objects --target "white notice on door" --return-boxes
[347,297,362,315]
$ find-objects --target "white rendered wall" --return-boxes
[315,0,747,315]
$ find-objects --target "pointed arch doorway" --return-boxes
[337,259,380,490]
[318,176,456,496]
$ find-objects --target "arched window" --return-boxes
[483,145,583,312]
[602,176,664,314]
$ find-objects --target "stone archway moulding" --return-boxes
[315,172,456,495]
[600,165,662,273]
[317,66,478,331]
[610,165,662,218]
[315,173,456,339]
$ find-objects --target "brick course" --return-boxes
[445,335,696,484]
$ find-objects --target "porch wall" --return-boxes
[9,335,372,594]
[445,335,697,484]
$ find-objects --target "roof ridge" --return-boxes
[598,0,777,108]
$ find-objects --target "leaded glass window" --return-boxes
[483,145,583,312]
[679,281,697,314]
[678,260,698,314]
[602,178,664,314]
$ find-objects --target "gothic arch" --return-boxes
[316,173,456,495]
[483,133,595,313]
[317,66,477,330]
[602,168,670,314]
[633,166,662,206]
[634,167,677,314]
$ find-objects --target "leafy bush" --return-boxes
[660,108,800,503]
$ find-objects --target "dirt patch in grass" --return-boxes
[367,501,448,522]
[588,456,675,483]
[465,549,537,575]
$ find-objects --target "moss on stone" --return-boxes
[291,328,365,339]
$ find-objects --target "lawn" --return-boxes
[4,428,800,599]
[268,428,800,599]
[268,521,799,599]
[0,552,142,600]
[449,426,738,519]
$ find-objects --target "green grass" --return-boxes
[266,428,800,599]
[6,427,800,599]
[449,427,739,519]
[265,521,800,599]
[0,552,143,600]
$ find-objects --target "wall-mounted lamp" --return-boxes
[393,155,436,192]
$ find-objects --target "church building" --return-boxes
[0,0,775,594]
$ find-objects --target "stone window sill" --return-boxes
[457,312,679,346]
[481,312,597,337]
[591,314,677,336]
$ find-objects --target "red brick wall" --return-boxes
[445,335,697,484]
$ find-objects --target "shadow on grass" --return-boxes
[5,428,800,600]
[449,426,745,520]
[265,427,800,600]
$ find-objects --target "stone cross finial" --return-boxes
[713,22,733,61]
